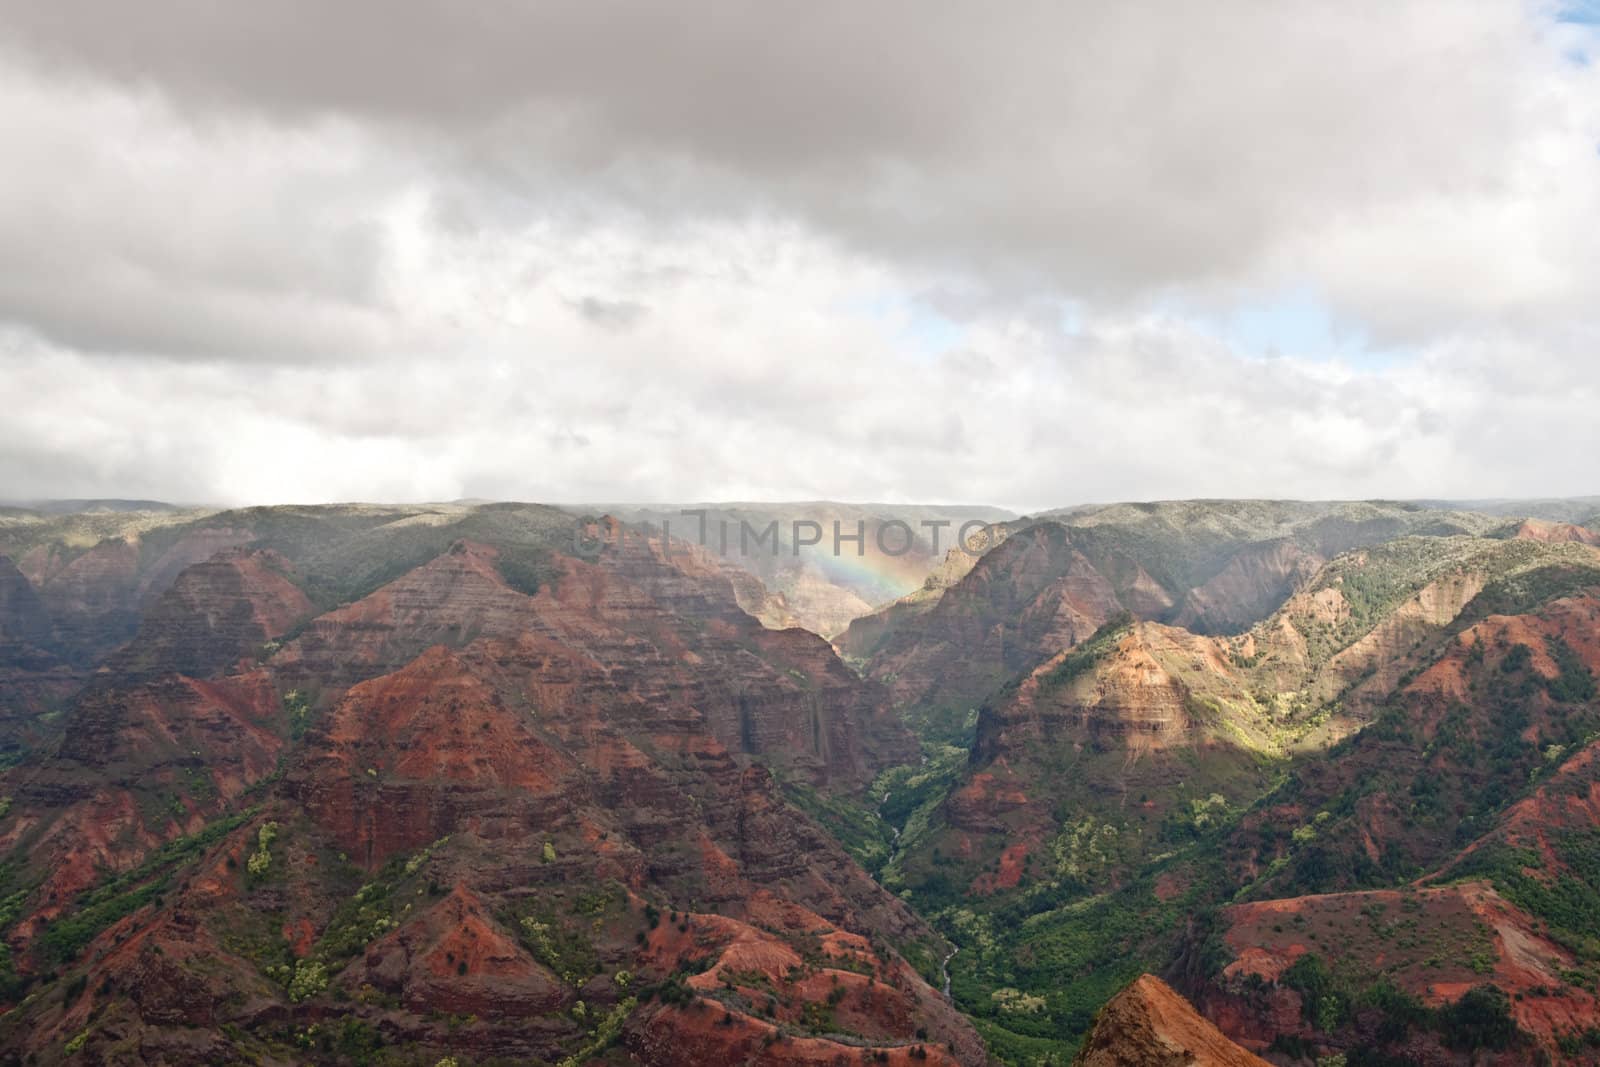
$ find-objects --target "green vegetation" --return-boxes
[511,882,629,986]
[67,500,583,612]
[286,959,329,1002]
[1463,558,1600,622]
[777,740,968,890]
[34,808,256,965]
[283,689,313,739]
[781,777,894,874]
[877,665,1284,1058]
[896,700,984,750]
[9,501,1600,1064]
[862,529,1600,1062]
[246,820,279,876]
[315,874,405,963]
[556,996,636,1067]
[495,540,561,597]
[924,868,1203,1062]
[1245,615,1600,904]
[1281,537,1600,670]
[1283,953,1345,1029]
[1548,635,1598,703]
[1038,612,1134,693]
[1441,984,1519,1051]
[876,744,968,831]
[882,760,1254,1060]
[0,887,31,1000]
[1262,953,1522,1058]
[1454,831,1600,967]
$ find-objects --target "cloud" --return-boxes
[0,66,416,360]
[569,296,650,332]
[8,3,1598,315]
[5,222,1598,509]
[0,1,1598,507]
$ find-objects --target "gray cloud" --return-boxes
[0,2,1597,506]
[7,2,1593,315]
[570,296,649,332]
[0,67,409,360]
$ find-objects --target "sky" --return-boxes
[2,1,1599,511]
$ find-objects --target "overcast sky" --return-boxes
[3,1,1599,510]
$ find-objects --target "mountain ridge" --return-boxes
[8,497,1600,1064]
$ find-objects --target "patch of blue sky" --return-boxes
[842,286,1414,371]
[1182,287,1416,371]
[838,292,967,362]
[1058,303,1085,337]
[1556,0,1600,26]
[1555,0,1599,64]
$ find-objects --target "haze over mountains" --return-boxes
[2,495,1600,1065]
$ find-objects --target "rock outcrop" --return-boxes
[925,619,1277,897]
[19,537,141,662]
[1075,975,1269,1067]
[1512,517,1600,546]
[859,522,1132,714]
[1172,539,1322,635]
[279,531,912,786]
[0,553,77,760]
[112,547,313,678]
[0,552,53,650]
[0,522,967,1064]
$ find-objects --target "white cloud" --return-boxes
[1,2,1598,507]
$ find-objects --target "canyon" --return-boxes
[2,498,1600,1065]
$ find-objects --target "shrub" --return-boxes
[1547,637,1597,703]
[1441,984,1518,1051]
[247,821,280,876]
[288,959,329,1002]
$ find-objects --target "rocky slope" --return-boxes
[879,530,1600,1062]
[0,669,287,929]
[0,510,275,759]
[0,652,976,1064]
[1169,540,1322,636]
[1511,517,1600,545]
[0,553,52,651]
[13,526,257,665]
[11,497,1600,1065]
[1221,586,1600,899]
[0,553,75,763]
[841,503,1503,738]
[1075,975,1269,1067]
[0,555,318,926]
[18,537,142,662]
[1201,880,1585,1062]
[110,547,313,678]
[608,503,1015,638]
[834,522,1013,665]
[849,522,1147,732]
[1184,587,1600,1062]
[0,511,973,1065]
[913,617,1278,897]
[278,529,913,786]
